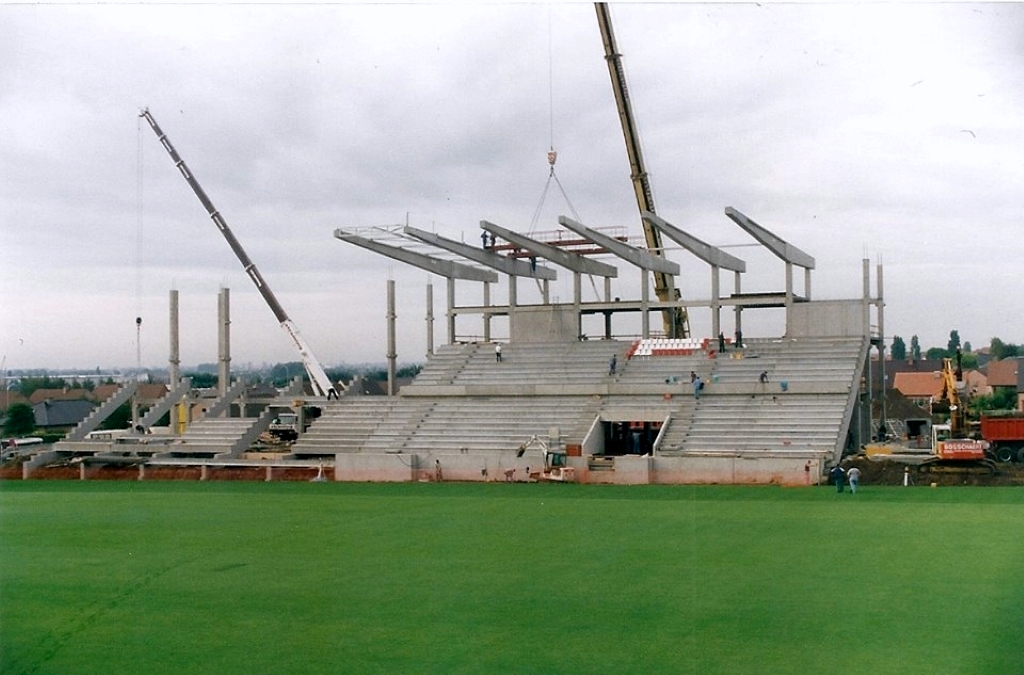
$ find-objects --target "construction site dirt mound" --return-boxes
[842,455,1024,487]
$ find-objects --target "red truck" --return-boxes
[980,414,1024,463]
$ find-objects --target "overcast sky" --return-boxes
[2,1,1021,372]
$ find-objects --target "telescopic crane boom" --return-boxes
[595,2,689,338]
[140,108,340,399]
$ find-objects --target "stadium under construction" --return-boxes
[21,6,890,484]
[32,205,885,485]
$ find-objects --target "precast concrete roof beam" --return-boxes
[642,211,746,273]
[724,207,815,269]
[403,225,557,280]
[557,216,680,275]
[480,220,618,278]
[334,228,499,283]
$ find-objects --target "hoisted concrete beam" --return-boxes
[724,207,815,269]
[334,229,498,283]
[480,220,618,278]
[403,225,557,280]
[557,216,679,275]
[642,211,746,273]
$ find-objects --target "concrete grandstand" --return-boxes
[41,208,883,484]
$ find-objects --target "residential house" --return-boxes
[892,368,988,410]
[985,358,1024,411]
[33,399,95,428]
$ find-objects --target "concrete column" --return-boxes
[201,464,209,481]
[218,287,230,398]
[387,279,397,397]
[265,465,273,482]
[734,270,743,338]
[139,464,146,481]
[447,277,456,345]
[482,281,490,343]
[426,281,435,358]
[640,271,650,339]
[877,261,886,429]
[784,262,794,317]
[573,272,582,340]
[508,275,518,338]
[169,289,180,385]
[862,258,871,340]
[711,265,721,339]
[804,266,812,300]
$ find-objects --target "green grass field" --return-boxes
[2,480,1023,675]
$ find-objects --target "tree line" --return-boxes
[890,332,1021,366]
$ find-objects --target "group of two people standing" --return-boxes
[829,464,861,493]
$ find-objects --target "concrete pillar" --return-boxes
[785,262,794,317]
[711,265,721,339]
[201,464,209,481]
[218,287,230,398]
[509,275,518,337]
[169,289,180,385]
[446,277,456,345]
[734,270,743,339]
[265,465,273,482]
[573,272,582,339]
[482,281,490,343]
[139,464,146,481]
[387,279,397,397]
[862,259,871,340]
[426,281,435,358]
[640,270,650,339]
[79,463,86,480]
[877,261,886,429]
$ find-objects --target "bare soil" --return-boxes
[842,455,1024,487]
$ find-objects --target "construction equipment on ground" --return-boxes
[595,2,689,339]
[979,413,1024,463]
[866,352,990,466]
[517,435,576,482]
[140,108,340,399]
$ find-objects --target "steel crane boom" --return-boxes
[595,2,689,338]
[139,108,340,399]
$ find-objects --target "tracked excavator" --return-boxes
[865,350,990,467]
[595,2,689,338]
[140,109,340,399]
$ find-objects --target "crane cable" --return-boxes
[528,6,581,238]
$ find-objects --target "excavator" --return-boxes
[929,351,989,461]
[140,109,341,400]
[595,2,689,339]
[866,350,990,466]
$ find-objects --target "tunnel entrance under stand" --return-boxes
[603,420,663,456]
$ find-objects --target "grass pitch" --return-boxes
[2,480,1023,675]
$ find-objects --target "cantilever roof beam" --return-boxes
[334,228,499,283]
[557,216,680,275]
[480,220,618,278]
[724,207,815,269]
[403,225,557,281]
[642,211,746,273]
